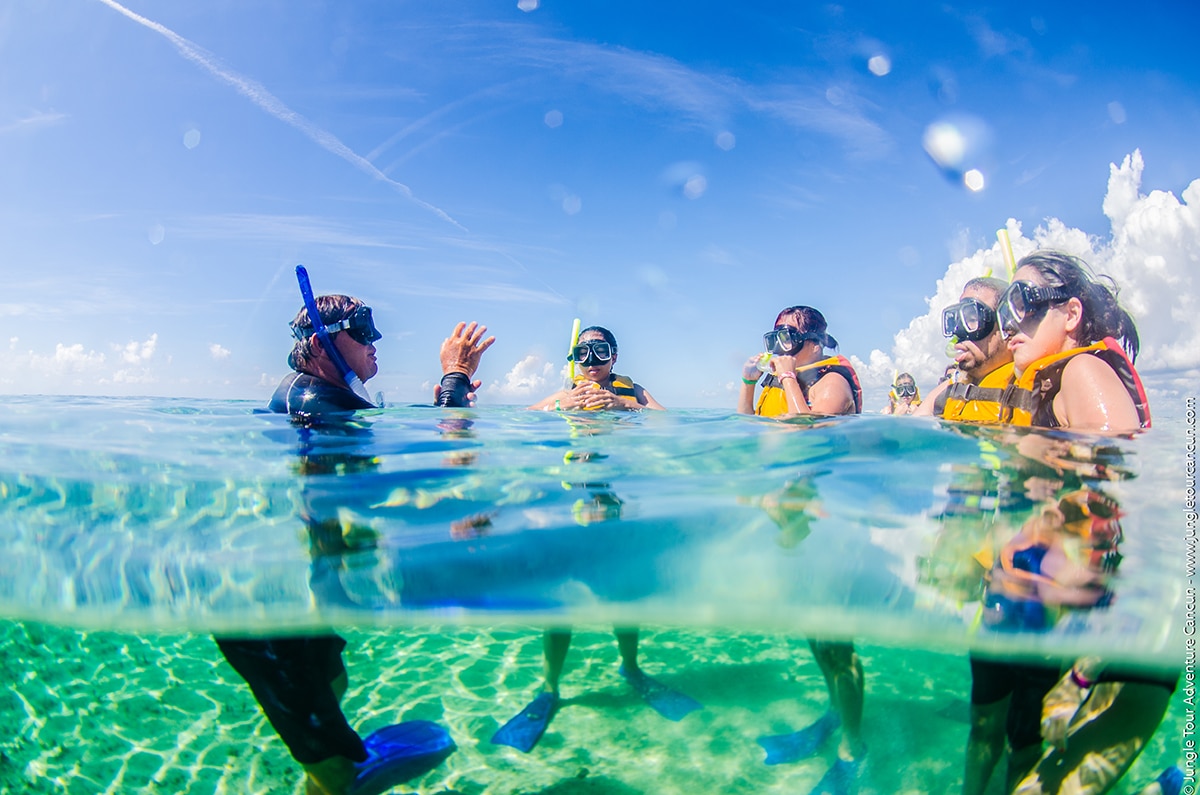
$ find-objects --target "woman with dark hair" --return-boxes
[979,251,1172,795]
[494,324,692,754]
[998,251,1149,431]
[740,306,866,794]
[738,305,861,417]
[530,325,665,411]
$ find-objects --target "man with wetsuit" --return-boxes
[216,285,493,795]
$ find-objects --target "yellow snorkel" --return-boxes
[997,228,1017,280]
[567,317,581,385]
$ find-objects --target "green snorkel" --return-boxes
[295,264,375,406]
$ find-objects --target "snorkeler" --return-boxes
[881,372,921,415]
[738,305,861,417]
[492,325,696,754]
[987,252,1170,795]
[908,277,1054,795]
[215,268,493,795]
[739,306,866,795]
[913,276,1013,422]
[529,325,665,411]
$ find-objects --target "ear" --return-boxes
[1061,296,1083,335]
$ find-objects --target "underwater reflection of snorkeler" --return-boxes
[741,306,866,795]
[529,325,665,411]
[215,290,492,795]
[491,326,695,754]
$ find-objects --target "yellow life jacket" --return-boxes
[941,362,1015,423]
[999,338,1151,429]
[573,373,642,407]
[755,356,863,418]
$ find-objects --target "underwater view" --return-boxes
[1,394,1193,793]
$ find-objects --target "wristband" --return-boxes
[436,371,471,407]
[1069,668,1093,689]
[742,377,758,385]
[778,371,798,382]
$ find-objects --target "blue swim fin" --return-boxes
[350,721,456,795]
[620,667,702,721]
[757,711,840,765]
[491,692,558,753]
[807,757,861,795]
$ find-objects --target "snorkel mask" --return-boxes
[997,281,1071,339]
[763,327,822,355]
[292,304,381,346]
[568,341,615,366]
[942,298,997,343]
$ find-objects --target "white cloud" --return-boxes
[488,354,558,401]
[209,343,232,360]
[862,150,1200,394]
[0,342,107,389]
[117,333,157,364]
[48,343,108,371]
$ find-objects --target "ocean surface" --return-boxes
[0,394,1192,794]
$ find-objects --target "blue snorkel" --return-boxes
[294,264,375,407]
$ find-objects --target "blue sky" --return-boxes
[2,1,1198,408]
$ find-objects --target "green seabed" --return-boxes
[1,620,1186,795]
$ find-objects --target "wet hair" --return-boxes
[579,325,618,351]
[894,372,916,386]
[287,294,366,371]
[1016,251,1140,362]
[773,305,839,350]
[963,276,1009,307]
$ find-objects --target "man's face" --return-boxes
[333,331,378,382]
[952,285,1012,379]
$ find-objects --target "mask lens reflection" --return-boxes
[960,302,981,334]
[764,327,806,355]
[572,342,613,364]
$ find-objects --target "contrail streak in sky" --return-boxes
[95,0,465,231]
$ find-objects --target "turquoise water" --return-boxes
[0,395,1192,793]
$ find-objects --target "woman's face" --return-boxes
[894,379,917,404]
[1006,265,1077,375]
[576,330,615,383]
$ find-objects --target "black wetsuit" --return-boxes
[216,371,374,764]
[216,369,469,765]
